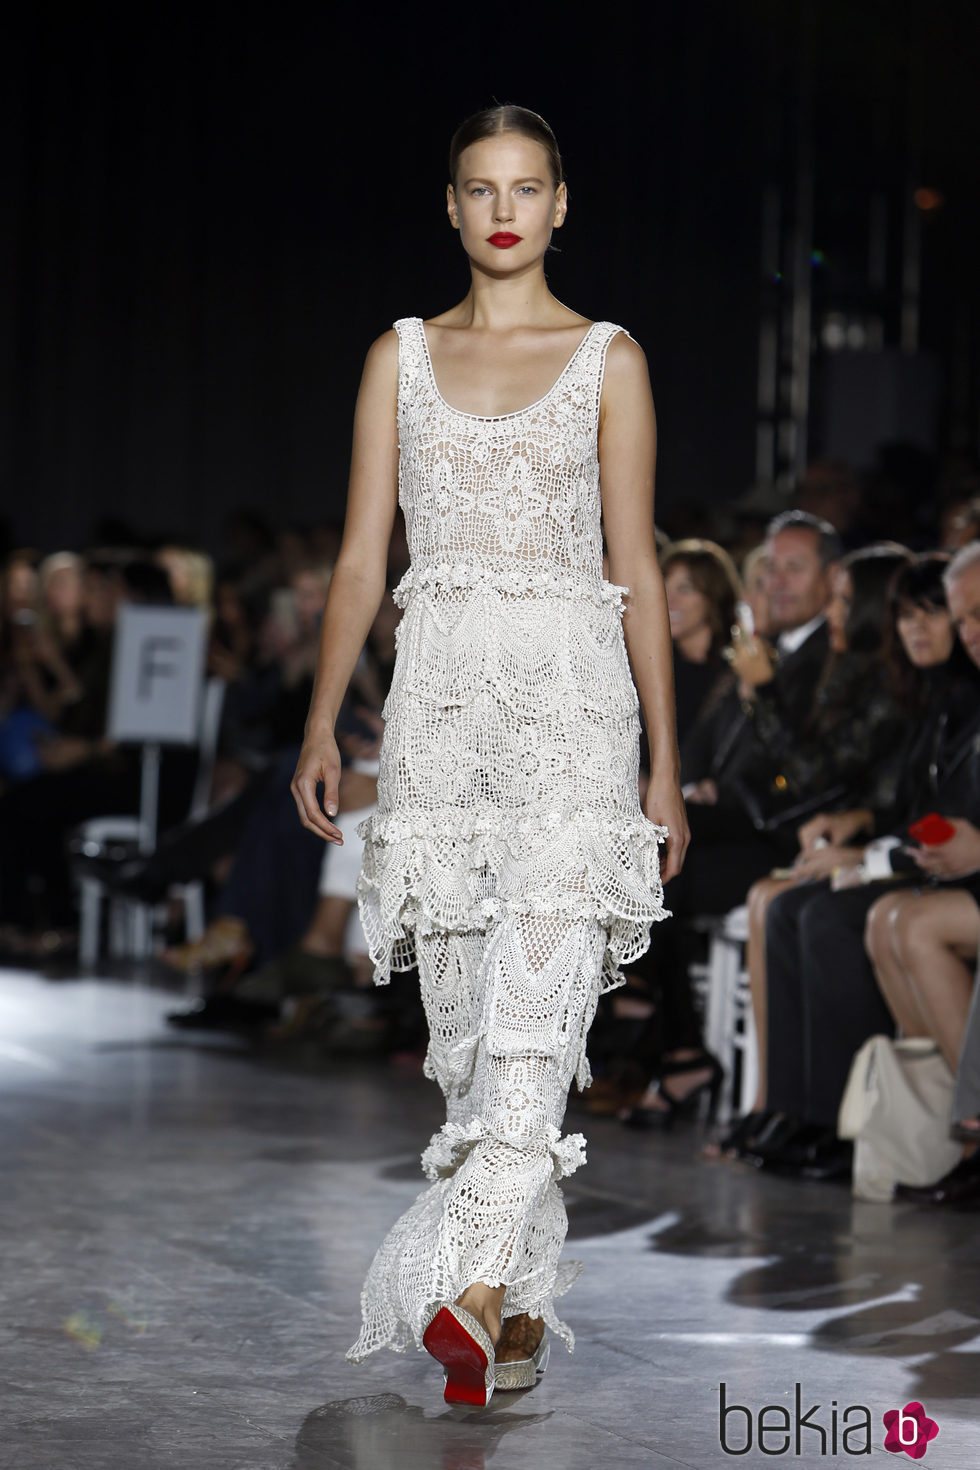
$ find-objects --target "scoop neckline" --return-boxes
[416,318,601,422]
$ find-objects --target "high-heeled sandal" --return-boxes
[620,1051,724,1130]
[493,1314,549,1392]
[422,1304,496,1408]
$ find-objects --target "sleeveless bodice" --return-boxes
[391,317,626,608]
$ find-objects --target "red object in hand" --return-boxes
[909,813,956,846]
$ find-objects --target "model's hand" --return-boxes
[646,778,690,884]
[910,818,980,879]
[291,728,345,843]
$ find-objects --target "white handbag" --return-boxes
[837,1036,962,1202]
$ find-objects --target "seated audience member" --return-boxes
[661,539,740,744]
[0,557,197,953]
[38,552,85,647]
[747,544,980,1178]
[155,546,214,609]
[719,544,913,1151]
[617,511,844,1125]
[233,560,333,755]
[865,857,979,1205]
[160,595,399,1038]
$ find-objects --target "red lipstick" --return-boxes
[487,232,522,248]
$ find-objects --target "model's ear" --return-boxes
[447,183,460,230]
[553,180,568,229]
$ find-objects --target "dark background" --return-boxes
[3,0,978,551]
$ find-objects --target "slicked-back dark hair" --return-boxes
[765,508,842,568]
[449,105,563,190]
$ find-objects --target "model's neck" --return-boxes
[457,266,558,330]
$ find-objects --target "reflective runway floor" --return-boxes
[1,967,978,1469]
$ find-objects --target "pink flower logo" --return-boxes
[883,1402,939,1458]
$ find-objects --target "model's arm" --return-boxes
[599,333,689,881]
[291,330,400,843]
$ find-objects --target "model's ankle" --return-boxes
[455,1284,504,1346]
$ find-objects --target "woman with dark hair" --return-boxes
[621,544,911,1131]
[731,550,980,1175]
[290,104,686,1404]
[883,552,973,711]
[662,539,741,743]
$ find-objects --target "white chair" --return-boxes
[76,678,226,968]
[690,904,759,1126]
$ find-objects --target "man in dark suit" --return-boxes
[621,513,841,1111]
[675,509,841,915]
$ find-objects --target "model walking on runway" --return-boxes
[291,104,688,1406]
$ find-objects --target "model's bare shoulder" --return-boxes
[604,330,649,380]
[356,329,400,405]
[364,328,400,368]
[600,331,654,419]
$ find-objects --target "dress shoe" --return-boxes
[894,1150,980,1206]
[741,1115,822,1169]
[800,1136,853,1182]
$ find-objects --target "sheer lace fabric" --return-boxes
[348,317,668,1363]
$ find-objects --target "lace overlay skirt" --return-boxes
[347,913,605,1361]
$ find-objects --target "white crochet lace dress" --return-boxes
[348,316,668,1364]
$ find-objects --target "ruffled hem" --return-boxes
[392,559,630,613]
[355,806,669,992]
[345,1176,586,1364]
[420,1117,587,1184]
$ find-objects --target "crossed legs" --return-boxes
[865,886,980,1085]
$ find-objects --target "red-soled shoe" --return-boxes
[422,1304,496,1407]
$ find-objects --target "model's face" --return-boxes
[825,566,852,653]
[947,562,980,669]
[665,564,711,643]
[765,528,831,632]
[447,133,566,271]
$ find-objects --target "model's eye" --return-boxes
[470,186,490,197]
[518,186,537,195]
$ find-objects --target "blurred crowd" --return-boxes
[2,450,980,1207]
